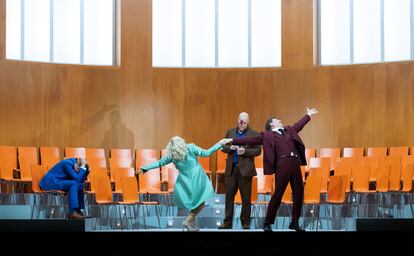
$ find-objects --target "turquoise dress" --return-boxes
[140,143,222,210]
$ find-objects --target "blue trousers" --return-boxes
[60,180,85,212]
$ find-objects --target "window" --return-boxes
[5,0,116,66]
[153,0,281,68]
[319,0,414,65]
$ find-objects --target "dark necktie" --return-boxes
[278,128,285,136]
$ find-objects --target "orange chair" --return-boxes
[93,175,120,230]
[119,176,160,230]
[319,148,341,171]
[256,168,273,196]
[30,165,66,219]
[324,175,347,228]
[334,159,352,192]
[367,147,387,157]
[302,175,322,230]
[159,149,173,182]
[401,164,414,192]
[85,148,106,159]
[388,164,401,191]
[113,167,135,193]
[198,156,211,180]
[17,155,38,192]
[351,165,371,193]
[380,155,401,166]
[136,149,159,162]
[411,146,414,155]
[64,147,85,159]
[41,155,59,168]
[215,150,227,193]
[343,147,364,158]
[0,150,19,193]
[167,167,179,192]
[40,147,59,163]
[87,167,109,193]
[110,148,132,159]
[389,146,409,156]
[360,156,380,182]
[88,157,107,169]
[402,156,414,181]
[308,166,330,193]
[109,158,132,182]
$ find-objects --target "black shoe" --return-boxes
[263,224,273,232]
[242,223,250,229]
[288,222,305,232]
[218,222,232,229]
[77,210,91,218]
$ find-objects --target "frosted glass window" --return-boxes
[353,0,381,63]
[320,0,350,65]
[84,0,114,65]
[53,0,80,64]
[153,0,182,67]
[384,0,411,62]
[251,0,281,67]
[24,0,50,62]
[6,0,21,60]
[185,0,215,67]
[218,0,248,67]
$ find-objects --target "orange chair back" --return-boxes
[281,182,292,204]
[110,148,132,159]
[65,147,85,159]
[85,148,106,159]
[389,146,409,156]
[168,167,179,191]
[113,167,135,193]
[95,176,113,204]
[121,176,140,203]
[367,147,387,157]
[216,150,227,174]
[402,164,414,192]
[388,164,401,191]
[343,147,364,158]
[351,165,370,192]
[31,165,47,193]
[88,157,107,169]
[376,165,390,192]
[89,167,108,192]
[304,176,322,204]
[327,175,347,203]
[18,155,37,181]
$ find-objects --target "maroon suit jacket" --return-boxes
[232,115,311,175]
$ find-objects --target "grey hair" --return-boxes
[166,136,188,161]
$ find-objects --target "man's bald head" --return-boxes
[237,112,250,132]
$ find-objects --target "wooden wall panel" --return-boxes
[0,0,414,162]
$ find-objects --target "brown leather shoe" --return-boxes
[67,212,84,219]
[217,222,232,229]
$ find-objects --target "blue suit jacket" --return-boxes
[39,158,89,191]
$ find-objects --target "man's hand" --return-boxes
[230,145,238,151]
[237,147,245,155]
[307,107,318,117]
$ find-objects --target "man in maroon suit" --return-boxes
[223,107,318,232]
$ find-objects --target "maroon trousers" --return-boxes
[264,157,304,225]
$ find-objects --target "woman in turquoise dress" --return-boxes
[139,136,231,231]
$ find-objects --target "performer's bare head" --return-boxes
[265,117,284,131]
[237,112,249,132]
[167,136,188,161]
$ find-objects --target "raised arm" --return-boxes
[139,155,173,173]
[191,143,222,157]
[292,107,318,133]
[232,133,264,146]
[221,129,233,153]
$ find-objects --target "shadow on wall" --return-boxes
[100,110,135,151]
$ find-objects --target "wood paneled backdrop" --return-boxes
[0,0,414,165]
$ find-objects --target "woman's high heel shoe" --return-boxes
[182,220,199,232]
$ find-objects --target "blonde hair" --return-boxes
[166,136,188,161]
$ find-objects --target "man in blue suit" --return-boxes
[39,158,90,219]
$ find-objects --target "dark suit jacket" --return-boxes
[221,127,261,177]
[232,115,310,175]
